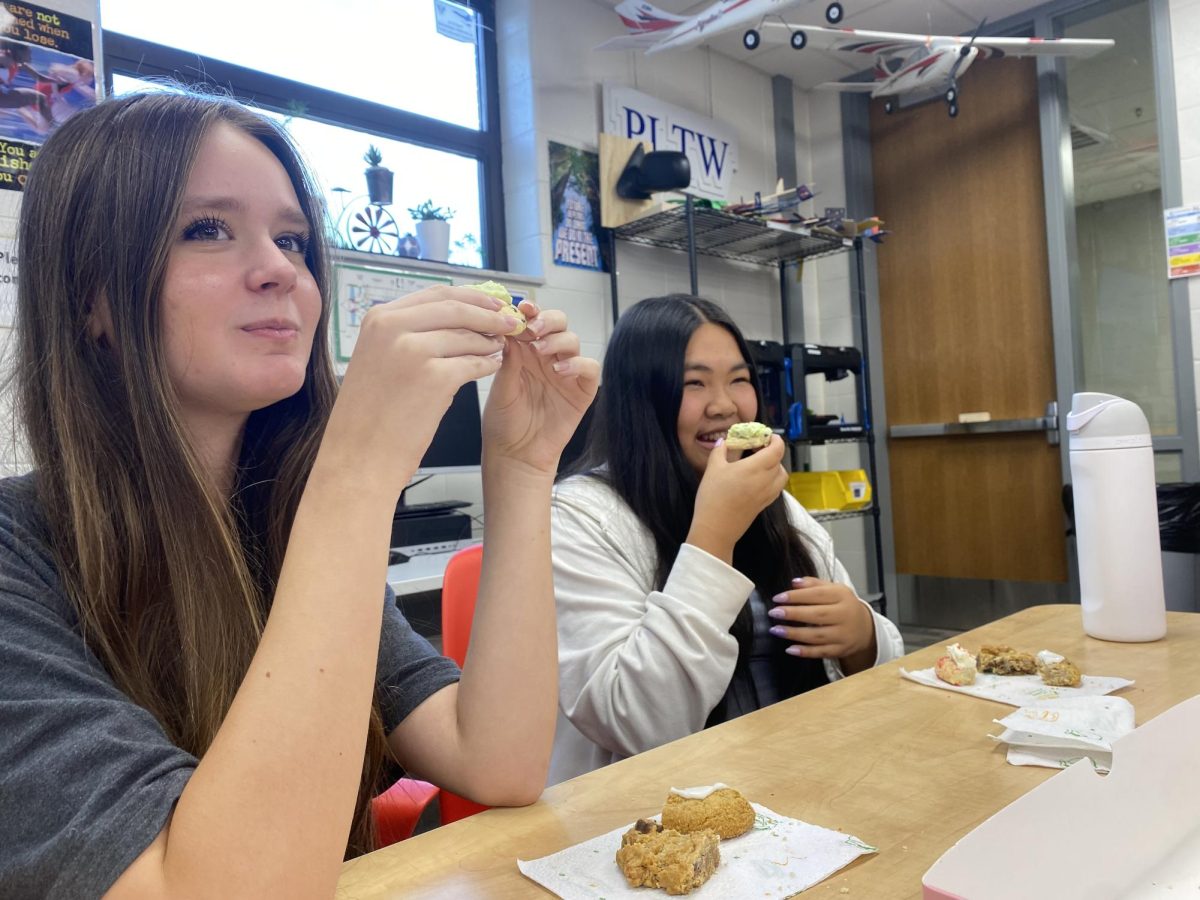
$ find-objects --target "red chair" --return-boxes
[438,543,491,825]
[371,776,439,846]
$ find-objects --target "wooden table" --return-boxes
[337,604,1200,899]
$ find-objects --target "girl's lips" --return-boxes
[242,320,299,339]
[696,430,728,448]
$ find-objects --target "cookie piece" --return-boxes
[662,785,755,840]
[724,422,773,450]
[934,642,977,686]
[616,820,720,895]
[1037,651,1082,687]
[978,644,1037,676]
[468,280,526,334]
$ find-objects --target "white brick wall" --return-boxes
[496,0,870,586]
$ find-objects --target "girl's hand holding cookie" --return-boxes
[767,577,877,673]
[687,434,787,563]
[324,284,516,495]
[481,294,600,477]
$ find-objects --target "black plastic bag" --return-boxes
[1062,482,1200,553]
[1157,482,1200,554]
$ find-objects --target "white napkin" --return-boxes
[989,695,1136,772]
[517,803,876,899]
[899,666,1133,707]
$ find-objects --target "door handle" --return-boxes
[888,402,1060,445]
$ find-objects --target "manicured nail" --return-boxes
[552,360,571,373]
[785,645,804,656]
[768,608,786,620]
[771,593,788,604]
[792,577,805,586]
[769,625,787,637]
[532,339,547,352]
[715,438,725,447]
[527,317,547,336]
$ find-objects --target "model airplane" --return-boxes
[597,0,846,54]
[761,21,1114,117]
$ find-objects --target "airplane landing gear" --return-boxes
[825,2,844,24]
[946,86,957,103]
[883,99,895,115]
[743,28,761,50]
[947,101,959,118]
[790,30,807,50]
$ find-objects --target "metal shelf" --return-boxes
[790,435,870,445]
[812,507,875,523]
[613,205,850,266]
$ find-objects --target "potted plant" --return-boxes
[408,199,454,262]
[363,145,393,206]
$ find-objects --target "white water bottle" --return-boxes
[1066,392,1167,642]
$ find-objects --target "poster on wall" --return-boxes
[1165,205,1200,279]
[548,141,605,272]
[332,263,452,362]
[0,0,98,328]
[0,1,97,193]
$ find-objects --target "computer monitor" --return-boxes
[413,380,483,476]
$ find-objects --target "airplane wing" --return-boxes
[594,33,666,51]
[761,22,1113,60]
[962,35,1114,59]
[814,81,877,92]
[761,23,937,56]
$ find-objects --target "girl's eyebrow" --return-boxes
[180,195,310,229]
[684,361,750,373]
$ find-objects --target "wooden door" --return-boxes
[871,59,1067,582]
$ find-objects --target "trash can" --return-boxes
[1063,482,1200,612]
[1156,483,1200,612]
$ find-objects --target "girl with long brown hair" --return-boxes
[0,89,598,898]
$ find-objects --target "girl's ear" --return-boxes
[86,293,113,344]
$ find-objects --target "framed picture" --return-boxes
[331,263,452,362]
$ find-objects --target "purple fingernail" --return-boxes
[769,626,786,637]
[792,577,805,586]
[771,592,788,604]
[785,645,803,656]
[768,606,786,618]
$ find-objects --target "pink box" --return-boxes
[923,694,1200,899]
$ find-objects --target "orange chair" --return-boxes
[437,543,490,825]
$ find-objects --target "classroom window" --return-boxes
[102,0,504,269]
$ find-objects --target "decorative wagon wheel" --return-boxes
[339,198,402,255]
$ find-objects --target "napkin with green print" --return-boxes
[988,695,1136,773]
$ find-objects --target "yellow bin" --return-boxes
[788,470,872,512]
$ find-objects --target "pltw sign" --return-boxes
[602,85,737,202]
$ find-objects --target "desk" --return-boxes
[386,539,481,597]
[337,604,1200,899]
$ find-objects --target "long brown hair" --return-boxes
[15,90,387,857]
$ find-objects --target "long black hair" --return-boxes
[564,295,828,719]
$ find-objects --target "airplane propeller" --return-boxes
[945,17,987,118]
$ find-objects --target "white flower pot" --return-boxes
[416,219,451,262]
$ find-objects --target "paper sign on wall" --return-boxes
[332,264,451,362]
[1165,204,1200,280]
[601,84,738,202]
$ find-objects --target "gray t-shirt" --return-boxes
[0,473,460,898]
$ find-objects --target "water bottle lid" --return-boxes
[1066,392,1151,448]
